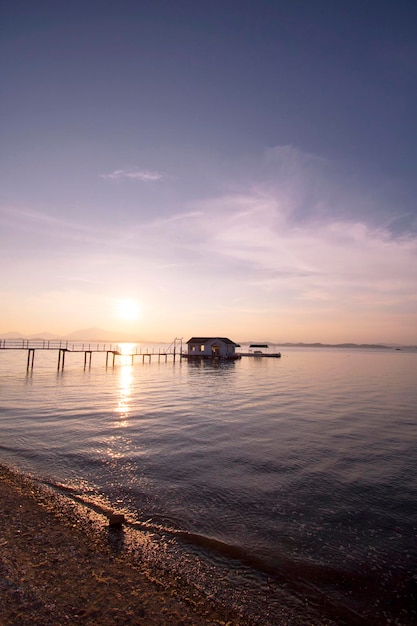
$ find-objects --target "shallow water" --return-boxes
[1,345,416,624]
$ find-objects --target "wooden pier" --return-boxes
[0,338,282,371]
[0,339,183,371]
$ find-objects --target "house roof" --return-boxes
[186,337,239,346]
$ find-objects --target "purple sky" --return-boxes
[1,1,417,343]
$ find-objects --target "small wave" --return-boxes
[37,478,375,625]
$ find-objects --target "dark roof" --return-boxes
[186,337,239,346]
[249,344,269,348]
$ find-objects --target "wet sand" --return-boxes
[0,464,251,625]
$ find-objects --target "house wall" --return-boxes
[187,341,208,356]
[187,339,235,358]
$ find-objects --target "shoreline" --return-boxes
[0,462,351,625]
[0,463,251,625]
[0,464,366,626]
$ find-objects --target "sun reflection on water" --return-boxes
[115,364,133,428]
[117,342,139,365]
[104,363,135,461]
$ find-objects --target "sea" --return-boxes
[0,343,416,625]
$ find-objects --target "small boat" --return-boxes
[246,344,281,358]
[249,343,269,353]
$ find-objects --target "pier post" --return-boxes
[57,349,66,371]
[26,349,35,371]
[84,351,92,368]
[106,351,116,367]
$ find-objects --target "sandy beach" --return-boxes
[0,464,251,625]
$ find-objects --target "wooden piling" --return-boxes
[57,349,66,371]
[106,351,117,367]
[26,349,35,371]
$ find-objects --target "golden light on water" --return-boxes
[104,364,134,461]
[115,364,133,428]
[118,342,137,356]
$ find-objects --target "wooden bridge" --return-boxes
[0,338,184,371]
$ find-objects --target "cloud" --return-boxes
[97,160,416,317]
[95,146,417,318]
[147,210,203,227]
[100,168,164,182]
[2,144,416,341]
[165,177,417,317]
[0,205,112,248]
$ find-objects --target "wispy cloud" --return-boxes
[0,205,114,248]
[100,168,164,182]
[98,146,417,318]
[193,190,417,288]
[2,144,416,341]
[148,210,202,227]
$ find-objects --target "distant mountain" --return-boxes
[62,327,142,342]
[1,327,144,342]
[279,342,390,349]
[0,330,402,349]
[29,331,60,340]
[1,331,26,339]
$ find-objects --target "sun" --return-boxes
[115,298,141,321]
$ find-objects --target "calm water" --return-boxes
[1,345,416,624]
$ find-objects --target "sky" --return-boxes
[1,0,417,344]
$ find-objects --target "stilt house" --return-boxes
[186,337,240,359]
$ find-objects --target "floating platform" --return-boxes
[239,352,281,358]
[182,354,241,361]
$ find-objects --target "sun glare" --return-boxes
[116,298,141,321]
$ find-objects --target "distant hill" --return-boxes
[29,331,60,340]
[62,327,142,342]
[239,341,392,349]
[1,331,406,349]
[279,342,390,349]
[1,327,144,342]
